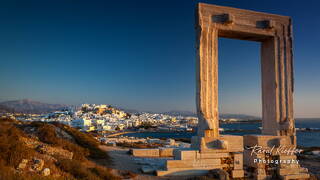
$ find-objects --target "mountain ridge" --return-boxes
[161,110,260,120]
[0,99,68,114]
[0,99,260,120]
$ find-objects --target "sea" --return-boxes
[123,118,320,147]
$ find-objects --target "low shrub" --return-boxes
[37,123,60,145]
[53,123,109,160]
[0,120,35,167]
[57,158,120,180]
[57,159,100,180]
[0,160,23,180]
[31,122,89,160]
[90,166,120,180]
[0,119,115,180]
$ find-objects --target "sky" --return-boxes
[0,0,319,118]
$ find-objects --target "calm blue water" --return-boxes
[295,118,320,147]
[124,119,320,147]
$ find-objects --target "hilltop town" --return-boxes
[4,103,198,133]
[1,102,263,134]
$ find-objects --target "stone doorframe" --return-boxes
[195,3,295,140]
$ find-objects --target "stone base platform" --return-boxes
[131,148,174,157]
[157,135,245,178]
[244,135,310,180]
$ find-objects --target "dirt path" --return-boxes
[99,145,175,180]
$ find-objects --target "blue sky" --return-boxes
[0,0,319,117]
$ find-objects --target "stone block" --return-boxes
[256,168,267,175]
[159,148,174,157]
[232,152,243,170]
[278,168,298,176]
[244,135,295,149]
[201,135,243,152]
[166,159,221,169]
[277,155,297,160]
[219,135,243,152]
[255,174,270,180]
[243,149,265,168]
[174,149,198,160]
[198,151,230,159]
[132,149,159,157]
[231,169,244,178]
[157,168,209,176]
[279,163,300,169]
[278,167,308,176]
[281,173,310,180]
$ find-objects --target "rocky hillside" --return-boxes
[0,117,121,180]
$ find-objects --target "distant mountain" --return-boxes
[162,111,260,120]
[219,113,260,120]
[0,104,15,113]
[162,110,197,117]
[0,99,69,114]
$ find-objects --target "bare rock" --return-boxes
[141,166,155,174]
[55,127,74,141]
[41,168,50,176]
[20,137,41,148]
[165,139,175,146]
[17,159,28,170]
[36,144,73,159]
[32,158,44,171]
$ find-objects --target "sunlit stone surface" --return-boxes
[135,3,309,179]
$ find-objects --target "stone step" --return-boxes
[166,159,221,169]
[278,167,308,176]
[157,167,245,178]
[281,173,310,180]
[157,168,211,176]
[231,169,245,178]
[197,152,230,159]
[131,149,159,157]
[173,149,198,160]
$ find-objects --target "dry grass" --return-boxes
[52,122,109,160]
[0,118,117,180]
[0,119,35,167]
[57,159,119,180]
[31,122,89,160]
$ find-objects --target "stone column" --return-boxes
[261,21,295,138]
[196,15,219,138]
